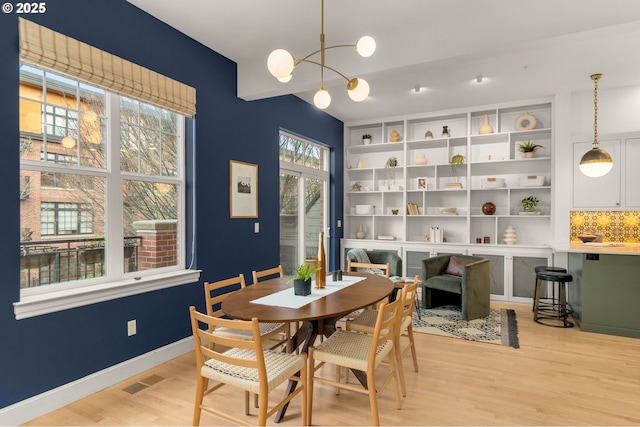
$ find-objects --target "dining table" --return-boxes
[222,271,395,423]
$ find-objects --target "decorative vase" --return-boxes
[415,153,428,165]
[504,225,517,245]
[315,232,326,288]
[424,130,433,139]
[356,224,366,239]
[515,112,537,131]
[479,114,494,134]
[482,202,496,215]
[390,130,401,142]
[442,126,450,138]
[357,158,365,168]
[293,278,312,296]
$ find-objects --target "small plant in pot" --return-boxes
[362,133,372,144]
[288,264,318,296]
[521,196,539,213]
[517,140,544,158]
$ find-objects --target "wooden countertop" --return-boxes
[554,242,640,255]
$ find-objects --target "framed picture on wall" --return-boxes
[230,160,258,218]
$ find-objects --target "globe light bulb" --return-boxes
[277,74,293,83]
[347,78,370,102]
[356,36,376,57]
[313,89,331,109]
[267,49,295,79]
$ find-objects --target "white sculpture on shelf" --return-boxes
[504,225,516,245]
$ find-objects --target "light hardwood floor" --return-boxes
[25,302,640,426]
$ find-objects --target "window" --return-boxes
[40,202,93,236]
[279,131,329,275]
[17,65,194,318]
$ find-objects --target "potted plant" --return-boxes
[517,140,544,158]
[521,196,539,213]
[362,133,372,145]
[288,264,317,295]
[449,153,466,173]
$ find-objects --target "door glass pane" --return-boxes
[473,253,505,296]
[304,177,324,266]
[513,256,547,298]
[279,173,299,275]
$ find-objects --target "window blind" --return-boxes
[18,18,196,117]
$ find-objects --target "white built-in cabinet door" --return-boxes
[625,138,640,208]
[572,139,621,208]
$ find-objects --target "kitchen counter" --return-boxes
[561,246,640,339]
[555,242,640,255]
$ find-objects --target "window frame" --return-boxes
[15,67,199,320]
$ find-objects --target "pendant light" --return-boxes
[266,0,375,110]
[579,74,613,178]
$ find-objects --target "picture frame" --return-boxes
[416,177,428,190]
[229,160,258,218]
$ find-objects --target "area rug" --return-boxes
[412,305,519,348]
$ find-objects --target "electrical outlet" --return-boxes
[127,319,137,336]
[254,222,259,233]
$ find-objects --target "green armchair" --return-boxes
[346,249,402,277]
[421,254,490,321]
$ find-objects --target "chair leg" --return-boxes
[257,391,269,426]
[407,326,419,372]
[192,376,205,426]
[395,336,407,397]
[367,368,380,426]
[245,391,251,415]
[308,348,315,426]
[301,353,308,427]
[389,349,403,410]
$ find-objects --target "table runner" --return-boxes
[250,275,366,309]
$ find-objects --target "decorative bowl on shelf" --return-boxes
[481,177,505,188]
[355,204,374,215]
[438,207,457,214]
[577,234,598,243]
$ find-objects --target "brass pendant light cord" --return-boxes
[592,73,602,149]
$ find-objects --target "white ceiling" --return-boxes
[127,0,640,123]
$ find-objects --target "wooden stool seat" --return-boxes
[533,271,573,328]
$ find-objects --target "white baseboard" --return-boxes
[0,337,193,426]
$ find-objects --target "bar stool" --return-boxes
[533,270,573,328]
[532,266,567,312]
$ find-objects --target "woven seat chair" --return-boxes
[308,297,402,426]
[204,274,290,352]
[349,277,420,396]
[251,265,298,340]
[189,307,307,426]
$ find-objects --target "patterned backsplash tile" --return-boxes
[570,210,640,242]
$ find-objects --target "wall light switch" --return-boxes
[337,220,342,227]
[254,222,259,233]
[127,319,137,336]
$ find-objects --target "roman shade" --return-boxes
[18,18,196,117]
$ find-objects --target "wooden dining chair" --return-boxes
[189,306,308,426]
[346,261,391,278]
[204,274,290,352]
[308,297,402,426]
[348,277,420,396]
[251,265,284,284]
[251,265,298,341]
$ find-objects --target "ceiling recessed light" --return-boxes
[476,75,483,84]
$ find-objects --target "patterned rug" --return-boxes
[412,305,520,348]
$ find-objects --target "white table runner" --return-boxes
[250,275,366,309]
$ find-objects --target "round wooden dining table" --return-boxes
[222,272,394,423]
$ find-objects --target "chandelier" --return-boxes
[579,73,613,177]
[266,0,376,110]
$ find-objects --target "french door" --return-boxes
[279,132,329,275]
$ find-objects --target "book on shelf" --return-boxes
[407,203,421,215]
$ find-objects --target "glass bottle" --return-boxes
[316,231,326,288]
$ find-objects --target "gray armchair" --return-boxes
[421,254,490,321]
[346,249,402,277]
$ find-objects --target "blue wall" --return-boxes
[0,0,343,409]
